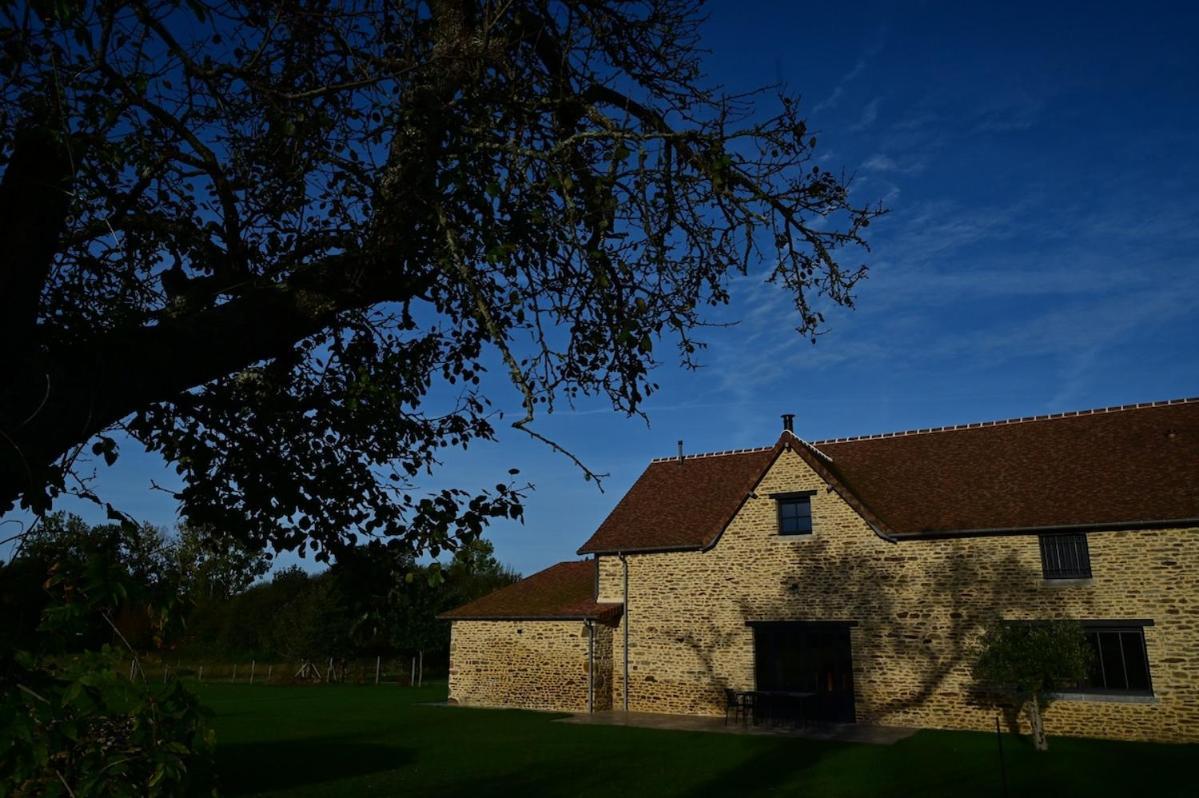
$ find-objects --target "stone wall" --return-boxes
[447,619,615,713]
[596,447,1199,743]
[590,622,615,711]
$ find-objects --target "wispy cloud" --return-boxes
[812,60,865,114]
[861,152,927,175]
[849,98,881,131]
[695,164,1199,419]
[972,93,1045,133]
[812,32,887,114]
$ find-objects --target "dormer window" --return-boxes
[775,492,815,536]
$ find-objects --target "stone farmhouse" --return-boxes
[441,398,1199,742]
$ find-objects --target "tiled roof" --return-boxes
[577,397,1199,552]
[577,446,776,554]
[820,398,1199,537]
[438,560,622,623]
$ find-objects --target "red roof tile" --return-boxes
[439,560,622,623]
[576,446,776,554]
[578,398,1199,552]
[820,398,1199,536]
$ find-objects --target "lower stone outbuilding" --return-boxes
[441,560,620,713]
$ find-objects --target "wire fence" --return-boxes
[134,654,437,687]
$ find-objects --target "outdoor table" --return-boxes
[749,690,817,728]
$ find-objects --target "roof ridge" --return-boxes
[811,396,1199,445]
[786,430,835,463]
[648,444,773,464]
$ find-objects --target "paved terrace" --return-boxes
[556,710,918,745]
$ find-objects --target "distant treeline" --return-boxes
[0,512,520,664]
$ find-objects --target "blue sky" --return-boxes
[5,0,1198,576]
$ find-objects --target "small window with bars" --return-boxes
[1079,624,1153,695]
[1039,532,1091,580]
[776,494,813,536]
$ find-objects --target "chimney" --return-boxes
[781,413,795,433]
[677,440,685,462]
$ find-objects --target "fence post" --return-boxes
[250,660,256,685]
[375,656,381,686]
[418,650,423,687]
[232,663,238,683]
[267,664,273,683]
[327,657,333,683]
[995,715,1009,798]
[410,656,415,687]
[198,664,203,682]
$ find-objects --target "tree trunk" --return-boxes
[1027,693,1048,751]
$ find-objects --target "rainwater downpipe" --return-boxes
[620,552,629,712]
[586,619,595,713]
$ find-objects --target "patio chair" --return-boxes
[723,688,745,726]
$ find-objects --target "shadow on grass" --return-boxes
[217,737,413,795]
[679,738,829,796]
[429,739,831,798]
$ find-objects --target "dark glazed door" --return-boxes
[753,622,856,723]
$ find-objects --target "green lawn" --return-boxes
[200,682,1195,797]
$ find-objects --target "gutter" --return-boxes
[436,612,621,622]
[868,522,899,544]
[579,542,704,556]
[894,517,1199,542]
[580,517,1199,552]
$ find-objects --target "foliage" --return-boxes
[180,540,519,662]
[1,533,215,797]
[0,649,216,798]
[269,574,350,663]
[0,0,883,566]
[172,523,271,602]
[1,513,271,653]
[1,2,879,786]
[972,620,1093,750]
[4,512,179,652]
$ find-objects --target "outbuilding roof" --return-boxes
[577,397,1199,552]
[437,560,622,623]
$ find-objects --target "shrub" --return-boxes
[972,619,1092,751]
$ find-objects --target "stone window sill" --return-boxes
[1047,692,1157,704]
[1041,578,1094,588]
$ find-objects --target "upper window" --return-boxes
[1039,532,1091,580]
[777,495,813,536]
[1078,624,1153,695]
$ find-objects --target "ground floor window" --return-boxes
[1078,623,1153,695]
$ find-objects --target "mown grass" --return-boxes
[200,682,1196,797]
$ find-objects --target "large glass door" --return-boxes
[752,622,855,723]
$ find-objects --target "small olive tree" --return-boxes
[972,620,1092,751]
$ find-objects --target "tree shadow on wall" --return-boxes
[670,533,1101,731]
[675,621,745,707]
[771,535,1102,727]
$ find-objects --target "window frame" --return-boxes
[1076,622,1155,697]
[773,491,816,537]
[1038,531,1092,580]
